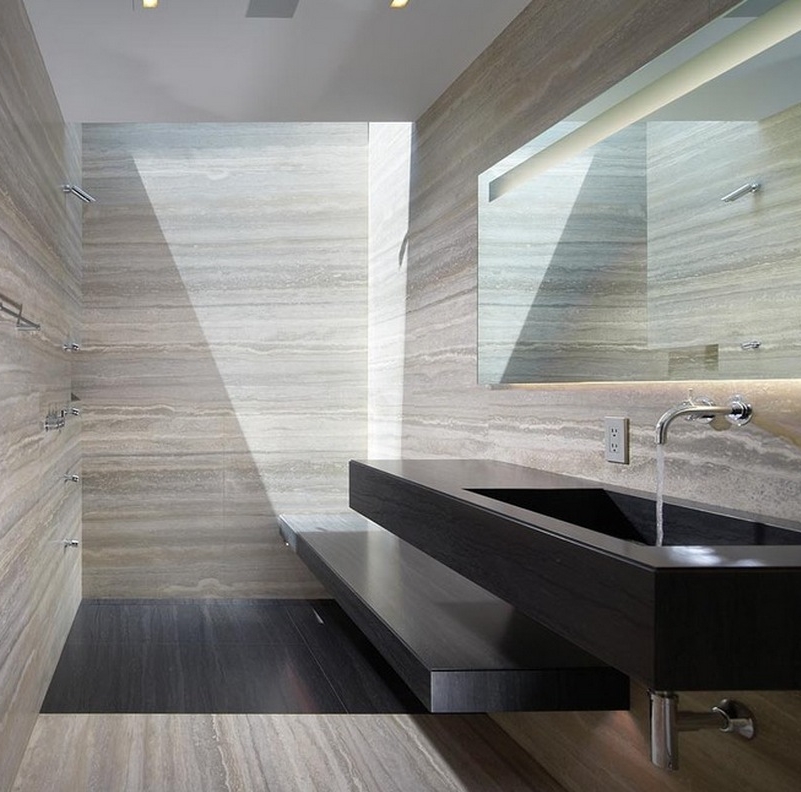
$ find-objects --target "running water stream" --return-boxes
[655,444,666,546]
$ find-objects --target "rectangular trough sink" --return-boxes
[467,488,801,546]
[350,459,801,691]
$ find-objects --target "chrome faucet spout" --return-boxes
[655,402,729,445]
[655,395,752,445]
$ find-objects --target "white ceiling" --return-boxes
[22,0,531,123]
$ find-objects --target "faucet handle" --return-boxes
[684,394,716,424]
[726,395,753,426]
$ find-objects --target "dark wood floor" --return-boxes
[41,599,424,714]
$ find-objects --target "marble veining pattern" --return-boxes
[367,0,801,790]
[647,105,801,377]
[0,1,83,790]
[13,713,567,792]
[368,123,414,459]
[78,123,368,598]
[478,124,652,383]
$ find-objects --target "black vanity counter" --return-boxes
[279,513,629,713]
[350,459,801,691]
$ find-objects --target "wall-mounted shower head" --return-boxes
[62,184,96,203]
[721,182,760,202]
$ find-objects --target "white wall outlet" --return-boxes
[604,417,629,464]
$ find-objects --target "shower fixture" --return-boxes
[62,184,96,203]
[721,182,760,202]
[43,410,65,432]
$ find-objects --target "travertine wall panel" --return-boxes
[478,124,653,383]
[647,106,801,377]
[79,123,367,598]
[0,0,82,788]
[368,0,801,789]
[368,123,414,459]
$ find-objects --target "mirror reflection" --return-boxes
[478,0,801,384]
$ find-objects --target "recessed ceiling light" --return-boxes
[142,0,159,8]
[390,0,410,8]
[246,0,299,18]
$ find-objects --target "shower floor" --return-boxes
[41,599,423,714]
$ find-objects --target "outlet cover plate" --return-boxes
[604,417,629,464]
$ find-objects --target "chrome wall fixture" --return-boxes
[61,184,96,203]
[0,290,40,331]
[650,691,756,770]
[43,410,66,432]
[44,401,81,432]
[721,182,760,202]
[655,393,752,445]
[63,342,81,352]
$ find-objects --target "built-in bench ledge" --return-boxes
[279,513,629,714]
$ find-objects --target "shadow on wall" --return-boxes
[501,125,653,384]
[76,142,328,599]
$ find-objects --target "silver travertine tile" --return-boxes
[388,0,801,516]
[369,0,801,790]
[478,124,651,383]
[14,714,567,792]
[647,108,801,378]
[0,0,82,788]
[79,123,367,598]
[367,1,801,791]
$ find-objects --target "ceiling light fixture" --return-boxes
[246,0,299,18]
[142,0,159,8]
[390,0,410,8]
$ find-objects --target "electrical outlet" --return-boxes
[604,417,629,464]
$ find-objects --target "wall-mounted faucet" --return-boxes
[651,394,757,769]
[655,393,752,445]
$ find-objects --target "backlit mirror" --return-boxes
[478,0,801,384]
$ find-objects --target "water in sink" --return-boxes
[467,487,801,547]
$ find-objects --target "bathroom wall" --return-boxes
[78,123,367,598]
[370,0,801,789]
[478,124,653,383]
[647,103,801,377]
[0,0,83,787]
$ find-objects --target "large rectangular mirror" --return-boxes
[478,0,801,384]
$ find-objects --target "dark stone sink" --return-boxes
[467,488,801,547]
[350,459,801,692]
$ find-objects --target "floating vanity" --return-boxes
[279,513,629,713]
[349,459,801,692]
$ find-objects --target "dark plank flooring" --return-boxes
[41,599,424,714]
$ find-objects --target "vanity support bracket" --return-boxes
[649,690,756,771]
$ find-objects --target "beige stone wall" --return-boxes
[369,0,801,789]
[0,0,83,787]
[79,123,367,598]
[647,106,801,377]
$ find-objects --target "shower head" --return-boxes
[62,184,96,203]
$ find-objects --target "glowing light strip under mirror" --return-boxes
[488,0,801,202]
